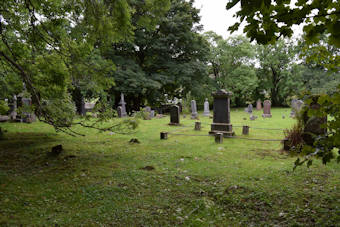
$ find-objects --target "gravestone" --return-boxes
[290,99,304,118]
[256,99,262,110]
[262,100,272,118]
[145,106,151,113]
[117,106,122,118]
[21,98,36,123]
[191,100,198,119]
[203,98,210,116]
[9,95,17,120]
[244,104,253,113]
[302,96,327,146]
[249,115,257,121]
[169,105,180,125]
[150,110,155,118]
[143,106,152,120]
[209,90,234,137]
[119,93,127,117]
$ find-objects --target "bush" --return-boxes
[283,123,304,152]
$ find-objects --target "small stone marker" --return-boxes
[242,126,249,135]
[256,99,262,110]
[160,132,168,140]
[169,105,180,125]
[194,122,201,131]
[117,106,122,118]
[262,100,272,118]
[191,100,198,119]
[203,98,210,116]
[209,89,234,137]
[119,93,127,117]
[250,115,257,121]
[215,133,223,143]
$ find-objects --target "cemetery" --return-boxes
[0,0,339,225]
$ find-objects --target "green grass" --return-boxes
[0,108,339,226]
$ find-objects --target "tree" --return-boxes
[226,0,340,48]
[204,33,258,106]
[106,0,209,111]
[226,0,340,165]
[0,0,169,134]
[256,39,304,106]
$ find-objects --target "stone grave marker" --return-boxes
[119,93,127,117]
[117,106,122,118]
[209,89,234,137]
[203,98,210,116]
[302,96,327,146]
[150,110,155,118]
[290,99,304,118]
[245,104,253,113]
[169,105,180,125]
[191,100,198,119]
[256,99,262,110]
[262,100,272,118]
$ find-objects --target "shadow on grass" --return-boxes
[0,132,74,174]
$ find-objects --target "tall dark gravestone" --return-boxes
[209,90,234,137]
[302,96,327,146]
[169,105,180,125]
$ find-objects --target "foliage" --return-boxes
[204,33,258,106]
[294,88,340,167]
[256,39,304,106]
[0,0,171,134]
[0,100,9,115]
[226,0,340,48]
[283,123,304,153]
[106,0,209,109]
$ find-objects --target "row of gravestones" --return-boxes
[245,100,272,118]
[244,99,304,119]
[0,95,36,123]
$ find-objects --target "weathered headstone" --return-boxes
[256,99,262,110]
[191,100,198,119]
[150,110,155,118]
[209,90,234,137]
[244,104,253,113]
[169,105,180,125]
[290,99,304,118]
[302,96,327,146]
[262,100,272,118]
[9,95,17,120]
[119,93,127,117]
[145,106,151,113]
[203,98,210,116]
[117,106,123,118]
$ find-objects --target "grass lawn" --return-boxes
[0,108,339,226]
